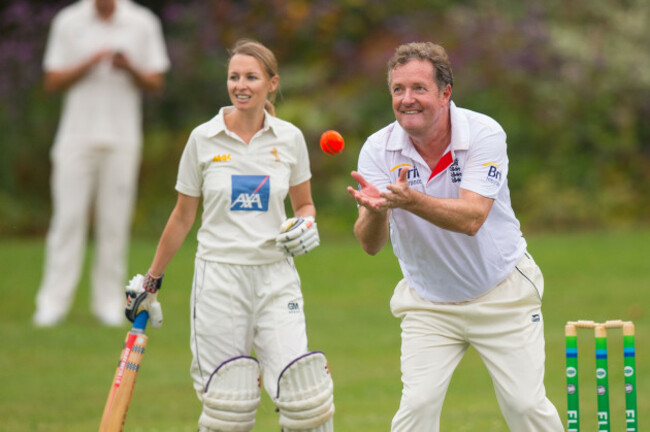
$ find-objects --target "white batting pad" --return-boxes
[276,351,334,431]
[199,356,262,432]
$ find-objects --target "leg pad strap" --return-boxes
[199,356,261,432]
[276,351,335,431]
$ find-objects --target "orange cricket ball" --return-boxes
[320,130,345,155]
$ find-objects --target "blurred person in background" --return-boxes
[347,41,562,431]
[33,0,170,327]
[123,39,334,432]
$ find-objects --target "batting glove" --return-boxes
[125,272,163,328]
[275,216,320,257]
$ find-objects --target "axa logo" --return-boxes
[230,175,270,211]
[213,154,232,162]
[390,163,422,186]
[483,162,502,186]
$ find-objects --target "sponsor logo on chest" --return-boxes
[390,164,422,187]
[213,154,232,162]
[449,158,462,183]
[230,175,270,211]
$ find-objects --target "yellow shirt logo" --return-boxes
[271,147,281,162]
[213,154,232,162]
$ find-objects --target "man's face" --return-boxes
[389,59,451,139]
[95,0,116,20]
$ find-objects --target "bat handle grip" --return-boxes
[132,311,149,332]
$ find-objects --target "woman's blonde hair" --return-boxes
[228,39,279,116]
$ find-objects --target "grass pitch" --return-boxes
[1,227,648,431]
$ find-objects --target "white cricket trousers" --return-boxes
[390,253,563,431]
[35,142,140,320]
[189,257,309,400]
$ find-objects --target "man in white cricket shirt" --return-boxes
[33,0,169,327]
[347,42,563,431]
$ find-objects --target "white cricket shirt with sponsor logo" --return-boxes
[358,101,527,302]
[43,0,170,148]
[176,107,312,264]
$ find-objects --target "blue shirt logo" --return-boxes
[484,163,502,186]
[230,175,270,211]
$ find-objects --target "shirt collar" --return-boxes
[449,101,470,152]
[84,0,129,23]
[387,101,470,158]
[205,106,278,138]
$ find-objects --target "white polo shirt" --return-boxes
[176,107,312,265]
[358,101,527,302]
[43,0,170,148]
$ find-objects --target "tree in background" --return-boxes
[1,0,649,235]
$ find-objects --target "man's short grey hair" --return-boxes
[387,42,454,91]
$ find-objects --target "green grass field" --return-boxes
[1,227,648,431]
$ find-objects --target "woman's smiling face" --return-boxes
[227,54,278,113]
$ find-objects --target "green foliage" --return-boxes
[1,228,649,430]
[1,0,649,235]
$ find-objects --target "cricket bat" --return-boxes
[99,311,149,432]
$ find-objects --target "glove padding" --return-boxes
[125,273,163,328]
[275,216,320,257]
